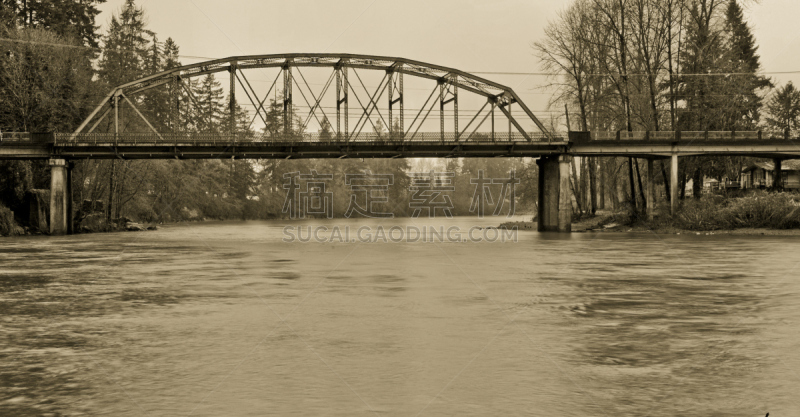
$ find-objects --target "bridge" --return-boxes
[1,53,799,235]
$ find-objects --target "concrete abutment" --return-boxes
[536,154,572,232]
[49,159,71,235]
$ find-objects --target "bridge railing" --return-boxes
[0,132,31,142]
[54,131,567,145]
[0,132,56,144]
[591,131,772,141]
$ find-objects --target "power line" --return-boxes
[468,70,800,76]
[3,37,799,78]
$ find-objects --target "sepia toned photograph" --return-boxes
[1,0,798,415]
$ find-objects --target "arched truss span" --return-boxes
[75,53,554,142]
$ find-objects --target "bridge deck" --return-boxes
[1,131,799,160]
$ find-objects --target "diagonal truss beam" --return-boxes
[406,83,440,139]
[351,71,391,139]
[121,93,164,140]
[235,71,268,127]
[351,68,390,133]
[87,105,113,134]
[497,102,531,142]
[295,67,335,131]
[291,70,325,131]
[242,69,282,131]
[458,99,490,141]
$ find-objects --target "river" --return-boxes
[1,217,799,416]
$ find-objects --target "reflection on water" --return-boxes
[1,218,799,416]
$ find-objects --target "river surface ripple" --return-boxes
[1,217,799,416]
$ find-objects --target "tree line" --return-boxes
[534,0,800,216]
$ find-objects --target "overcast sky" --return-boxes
[94,0,800,124]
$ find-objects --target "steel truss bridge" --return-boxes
[1,53,799,234]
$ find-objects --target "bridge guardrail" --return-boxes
[0,132,31,142]
[55,131,567,145]
[0,132,56,144]
[591,131,771,141]
[46,130,800,146]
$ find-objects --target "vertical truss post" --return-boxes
[388,70,393,138]
[170,76,177,133]
[229,63,236,135]
[343,67,349,141]
[439,79,445,141]
[114,93,119,142]
[388,69,403,139]
[399,72,404,138]
[491,100,496,142]
[453,80,459,140]
[336,67,341,139]
[508,102,512,140]
[283,62,293,137]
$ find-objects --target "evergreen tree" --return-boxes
[1,0,106,48]
[721,0,771,129]
[372,119,386,138]
[319,116,333,140]
[162,38,181,70]
[766,82,800,137]
[97,0,151,88]
[222,95,253,137]
[142,34,171,130]
[193,74,225,132]
[261,92,304,138]
[162,38,186,132]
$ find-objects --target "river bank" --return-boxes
[500,192,800,236]
[500,212,800,236]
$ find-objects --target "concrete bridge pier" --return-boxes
[670,154,679,216]
[646,158,655,220]
[536,154,572,232]
[773,158,783,191]
[49,158,69,235]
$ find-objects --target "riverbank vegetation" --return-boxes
[662,192,800,231]
[579,191,800,233]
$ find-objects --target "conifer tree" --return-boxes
[193,74,225,133]
[722,0,771,129]
[766,82,800,137]
[1,0,106,48]
[97,0,151,88]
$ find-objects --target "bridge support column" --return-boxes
[646,159,655,220]
[49,158,68,236]
[536,154,572,232]
[773,158,783,191]
[670,154,679,216]
[67,162,74,235]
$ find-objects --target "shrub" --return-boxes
[722,192,800,229]
[0,204,23,236]
[671,192,800,230]
[674,196,729,230]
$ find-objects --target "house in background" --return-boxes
[741,160,800,189]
